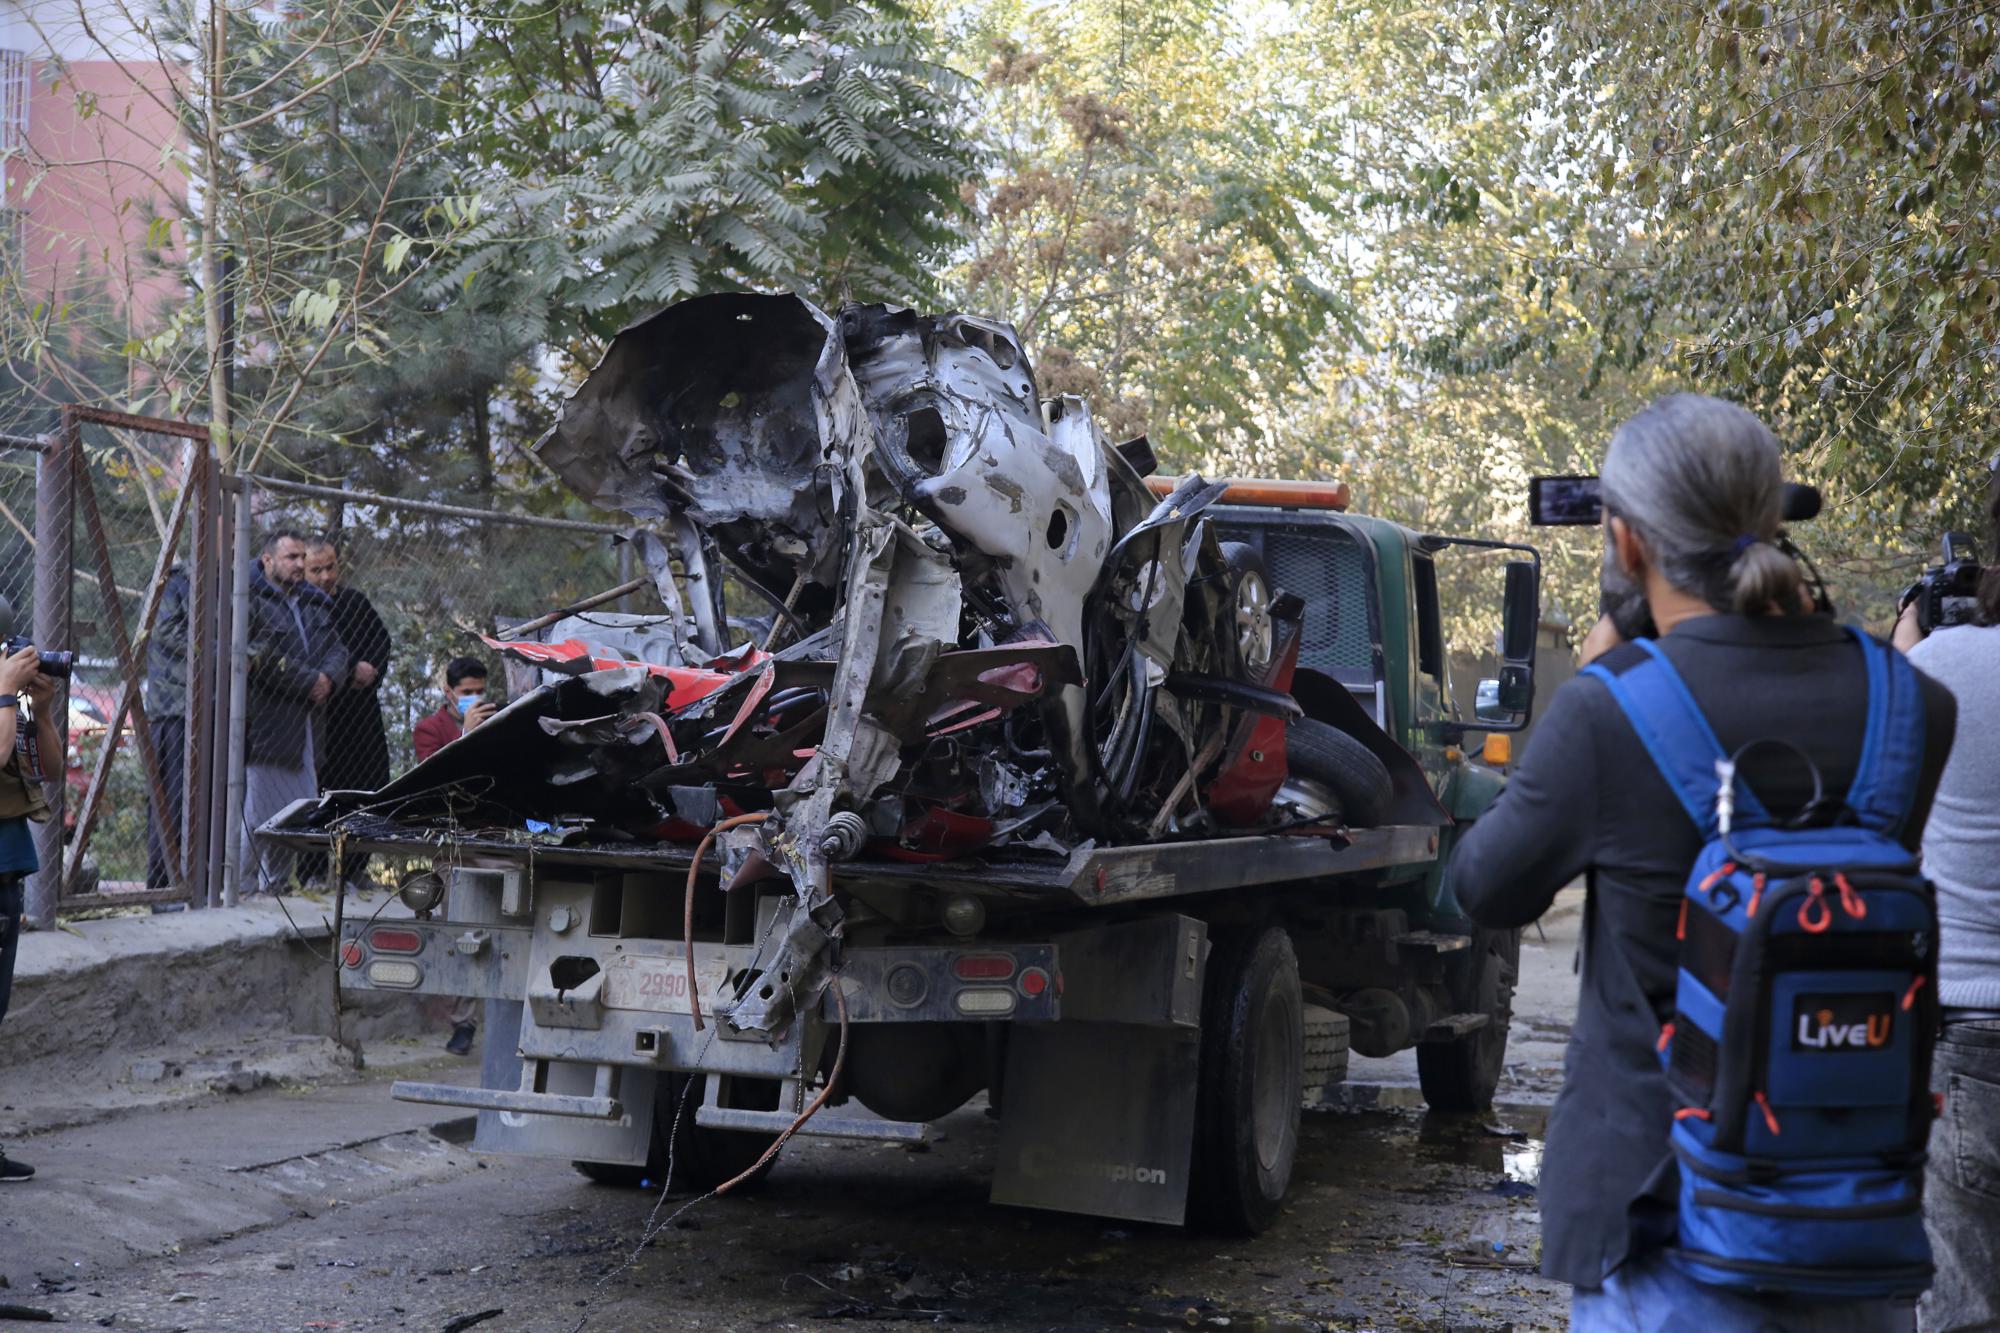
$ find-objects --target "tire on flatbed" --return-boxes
[1188,925,1304,1235]
[573,1072,781,1193]
[1284,717,1392,827]
[1416,927,1521,1113]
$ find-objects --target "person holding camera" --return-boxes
[1892,464,2000,1333]
[0,643,63,1183]
[1450,394,1956,1328]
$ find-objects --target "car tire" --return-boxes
[1416,927,1520,1113]
[1218,541,1274,678]
[1188,925,1303,1235]
[573,1073,780,1193]
[1284,718,1392,827]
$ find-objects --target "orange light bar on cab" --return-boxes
[1142,476,1351,511]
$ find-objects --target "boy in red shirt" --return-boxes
[413,656,496,763]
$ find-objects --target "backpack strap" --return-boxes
[1583,639,1770,837]
[1840,625,1927,836]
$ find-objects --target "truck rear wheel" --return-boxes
[573,1073,781,1193]
[1189,925,1303,1234]
[1285,718,1392,826]
[1416,928,1520,1113]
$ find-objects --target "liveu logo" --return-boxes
[1791,993,1895,1051]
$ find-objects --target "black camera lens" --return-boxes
[34,651,73,680]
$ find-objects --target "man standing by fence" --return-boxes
[243,532,346,894]
[302,536,392,890]
[144,566,190,894]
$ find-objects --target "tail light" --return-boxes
[368,926,424,954]
[952,954,1016,982]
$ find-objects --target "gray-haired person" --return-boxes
[1448,393,1955,1329]
[242,531,347,893]
[1894,461,2000,1333]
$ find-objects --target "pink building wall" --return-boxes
[2,5,188,340]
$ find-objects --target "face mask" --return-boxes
[456,694,480,716]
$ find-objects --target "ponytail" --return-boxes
[1729,540,1803,617]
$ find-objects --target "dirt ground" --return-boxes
[0,896,1583,1333]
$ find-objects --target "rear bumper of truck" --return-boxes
[296,820,1440,1225]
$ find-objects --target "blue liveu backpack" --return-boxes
[1585,627,1938,1299]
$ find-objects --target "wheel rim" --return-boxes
[1250,985,1297,1173]
[1235,569,1273,673]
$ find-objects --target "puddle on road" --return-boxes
[1503,1137,1542,1187]
[1406,1107,1548,1187]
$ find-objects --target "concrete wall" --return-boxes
[0,902,428,1075]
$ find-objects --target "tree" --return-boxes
[941,0,1355,460]
[1485,0,2000,535]
[450,0,977,341]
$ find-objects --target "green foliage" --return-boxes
[1487,0,2000,535]
[451,0,978,341]
[942,0,1354,458]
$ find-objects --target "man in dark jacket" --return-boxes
[301,536,392,888]
[144,566,190,891]
[243,531,347,893]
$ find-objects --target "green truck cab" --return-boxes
[1212,488,1540,1118]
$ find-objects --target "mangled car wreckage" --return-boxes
[273,292,1546,1231]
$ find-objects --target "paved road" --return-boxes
[0,897,1582,1333]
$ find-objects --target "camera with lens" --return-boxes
[1901,533,1984,635]
[0,636,72,679]
[1528,474,1830,640]
[0,594,75,679]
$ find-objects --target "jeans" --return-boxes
[0,873,21,1029]
[1572,1249,1911,1332]
[1921,1016,2000,1333]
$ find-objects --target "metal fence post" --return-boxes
[24,417,73,928]
[203,480,235,907]
[221,474,253,906]
[182,438,208,906]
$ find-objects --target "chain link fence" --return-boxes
[0,403,662,921]
[0,408,214,921]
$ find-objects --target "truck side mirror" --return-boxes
[1493,560,1538,722]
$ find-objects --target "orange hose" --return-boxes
[684,812,770,1032]
[712,978,850,1197]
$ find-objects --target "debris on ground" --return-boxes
[439,1311,504,1333]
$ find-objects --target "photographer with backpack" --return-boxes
[1452,393,1957,1330]
[1892,462,2000,1333]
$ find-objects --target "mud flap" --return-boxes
[990,1023,1201,1225]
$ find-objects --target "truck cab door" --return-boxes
[1407,552,1452,786]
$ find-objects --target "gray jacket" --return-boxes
[245,565,347,767]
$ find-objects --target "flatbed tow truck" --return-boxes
[275,480,1539,1234]
[270,291,1543,1234]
